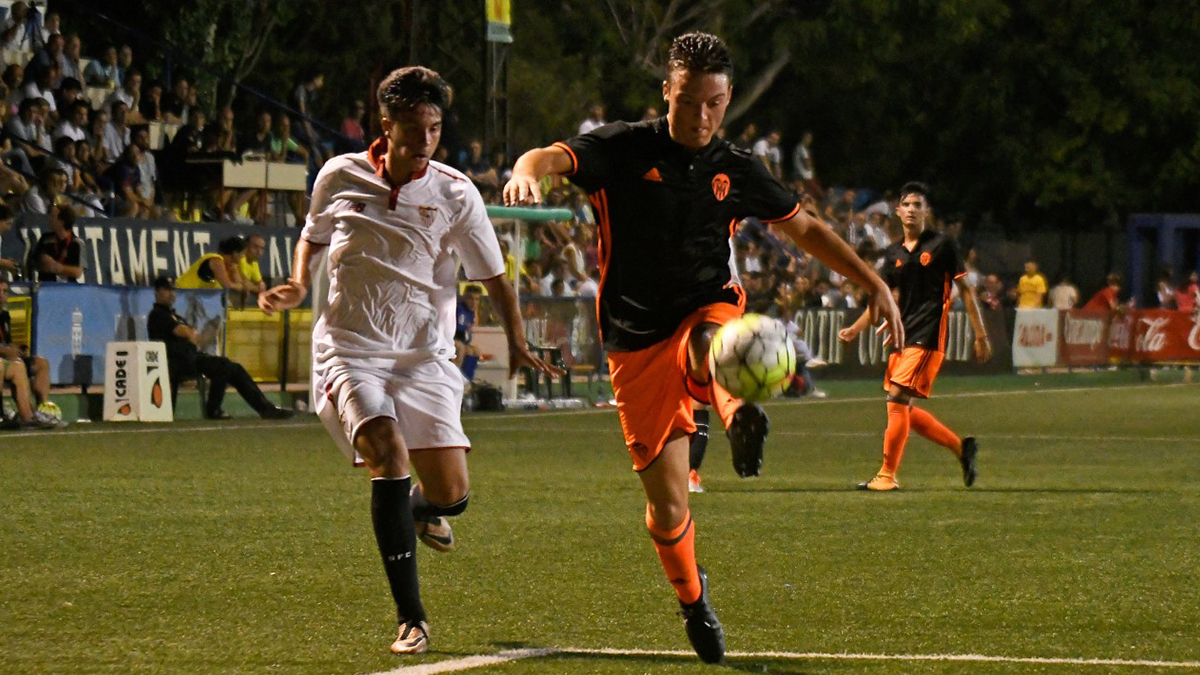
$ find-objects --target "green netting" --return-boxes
[485,205,574,222]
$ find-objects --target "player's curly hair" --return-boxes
[667,32,733,79]
[377,66,451,118]
[899,181,931,202]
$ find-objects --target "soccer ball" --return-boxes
[708,314,797,402]
[37,401,62,421]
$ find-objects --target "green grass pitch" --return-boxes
[2,371,1199,674]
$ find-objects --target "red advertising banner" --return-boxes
[1108,312,1136,363]
[1129,310,1200,362]
[1061,310,1111,366]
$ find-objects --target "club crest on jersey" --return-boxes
[419,206,439,226]
[920,252,932,266]
[711,173,731,201]
[348,201,366,213]
[895,259,903,268]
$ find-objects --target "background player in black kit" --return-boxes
[504,32,903,663]
[840,181,992,491]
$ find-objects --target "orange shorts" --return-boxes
[607,302,743,472]
[884,346,944,399]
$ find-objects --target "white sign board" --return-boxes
[1011,309,1060,367]
[103,341,173,422]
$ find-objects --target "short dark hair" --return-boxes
[376,66,450,118]
[899,181,930,202]
[53,204,76,230]
[218,236,246,255]
[667,32,733,79]
[0,204,14,221]
[464,284,483,296]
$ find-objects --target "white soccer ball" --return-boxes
[37,401,62,421]
[708,314,797,402]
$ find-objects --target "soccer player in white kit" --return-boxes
[260,66,559,655]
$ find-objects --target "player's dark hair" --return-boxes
[667,32,733,79]
[0,204,12,221]
[218,236,246,255]
[899,181,930,202]
[377,66,450,118]
[1106,273,1122,286]
[464,284,483,295]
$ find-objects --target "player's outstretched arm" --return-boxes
[259,238,327,315]
[956,276,992,363]
[503,146,573,206]
[776,209,905,349]
[479,274,566,378]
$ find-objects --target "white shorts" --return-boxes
[315,359,470,465]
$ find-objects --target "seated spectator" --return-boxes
[0,352,56,428]
[1081,273,1122,312]
[73,139,100,191]
[104,69,143,123]
[0,137,31,197]
[266,116,307,224]
[83,45,119,88]
[206,106,237,153]
[148,274,293,420]
[338,99,366,153]
[2,64,23,110]
[2,3,35,53]
[53,100,88,142]
[100,143,155,218]
[978,273,1005,310]
[29,204,83,282]
[161,77,190,124]
[0,279,53,413]
[51,135,79,187]
[60,34,82,84]
[1175,271,1198,314]
[117,45,134,87]
[54,77,83,114]
[140,79,164,123]
[176,235,256,293]
[1049,274,1079,309]
[102,100,131,160]
[0,205,21,276]
[464,139,497,192]
[40,11,61,46]
[85,108,111,169]
[21,166,66,214]
[131,126,158,215]
[454,285,483,381]
[21,63,58,118]
[752,130,783,180]
[732,123,757,151]
[25,33,65,88]
[5,97,49,168]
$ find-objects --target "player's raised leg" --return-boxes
[353,416,430,654]
[409,448,470,552]
[686,321,768,479]
[639,432,725,664]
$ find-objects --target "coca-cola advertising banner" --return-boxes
[1129,310,1200,362]
[1014,309,1200,367]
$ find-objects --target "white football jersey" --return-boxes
[301,143,503,367]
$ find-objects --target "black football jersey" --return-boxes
[882,229,966,351]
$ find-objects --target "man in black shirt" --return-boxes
[839,182,991,491]
[30,204,83,282]
[147,275,293,421]
[504,32,903,663]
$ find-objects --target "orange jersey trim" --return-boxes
[761,202,802,224]
[552,142,578,176]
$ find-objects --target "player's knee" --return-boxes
[646,499,688,532]
[353,420,408,475]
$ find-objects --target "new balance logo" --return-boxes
[642,167,663,182]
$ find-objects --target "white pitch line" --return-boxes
[0,419,316,440]
[367,646,1200,675]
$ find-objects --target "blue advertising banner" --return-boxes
[1,216,299,286]
[34,283,225,385]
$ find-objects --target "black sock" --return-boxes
[690,409,710,471]
[411,482,469,520]
[371,476,426,625]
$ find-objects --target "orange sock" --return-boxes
[646,506,702,604]
[909,406,962,456]
[880,402,911,477]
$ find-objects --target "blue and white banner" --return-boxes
[2,216,299,286]
[34,283,225,385]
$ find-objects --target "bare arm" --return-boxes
[955,276,992,363]
[774,209,905,349]
[39,253,83,279]
[837,307,874,342]
[502,146,574,205]
[480,273,564,378]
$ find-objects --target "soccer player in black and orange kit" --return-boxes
[504,33,904,663]
[839,182,992,491]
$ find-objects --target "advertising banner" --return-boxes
[1130,310,1200,362]
[2,216,298,287]
[34,283,224,385]
[103,341,173,422]
[1011,309,1059,367]
[1061,310,1110,366]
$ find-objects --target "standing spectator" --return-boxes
[83,45,119,88]
[104,68,142,123]
[292,70,326,162]
[116,44,134,86]
[1175,271,1198,314]
[978,273,1005,310]
[751,130,782,180]
[1082,273,1122,312]
[237,234,268,300]
[29,204,82,281]
[1016,260,1048,309]
[1048,274,1079,309]
[577,103,606,135]
[339,99,366,153]
[102,100,131,159]
[39,12,60,47]
[1154,271,1176,309]
[267,115,308,224]
[791,130,817,188]
[161,76,190,124]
